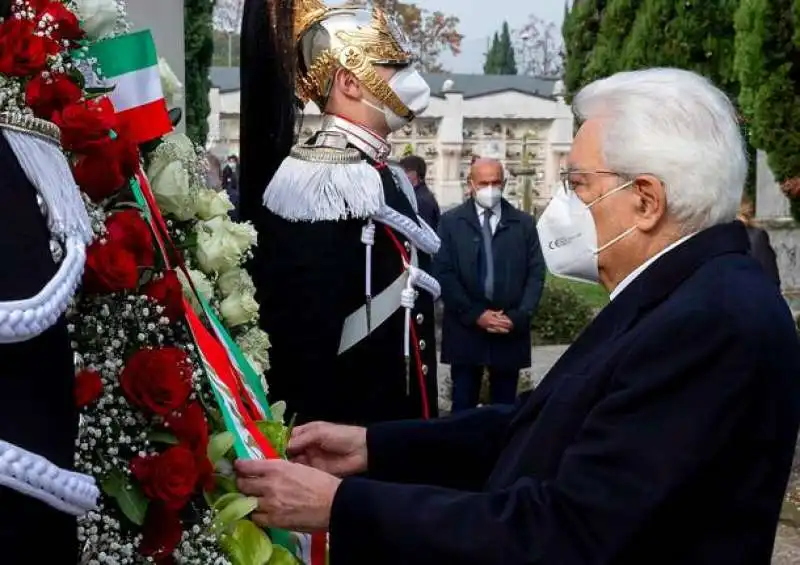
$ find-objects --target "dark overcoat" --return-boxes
[435,199,545,370]
[329,222,800,565]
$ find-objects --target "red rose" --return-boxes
[74,369,103,407]
[72,137,140,202]
[165,402,214,490]
[165,402,208,450]
[120,347,192,416]
[143,271,183,321]
[40,2,84,42]
[105,209,155,268]
[52,97,117,153]
[0,19,57,77]
[83,239,140,294]
[114,133,141,178]
[139,503,182,561]
[130,446,199,509]
[25,72,82,121]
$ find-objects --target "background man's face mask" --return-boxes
[536,180,637,284]
[474,185,503,209]
[362,66,431,132]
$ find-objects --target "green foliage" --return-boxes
[101,470,148,526]
[582,0,638,82]
[185,0,215,146]
[483,32,501,74]
[531,279,595,345]
[735,0,800,222]
[483,23,517,74]
[562,0,607,100]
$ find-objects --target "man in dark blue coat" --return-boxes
[400,155,441,232]
[435,156,545,410]
[234,68,800,565]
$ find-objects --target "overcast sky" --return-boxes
[415,0,568,73]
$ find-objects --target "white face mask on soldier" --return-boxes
[536,180,638,284]
[474,185,502,209]
[362,67,431,132]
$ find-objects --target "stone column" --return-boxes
[435,89,465,208]
[756,150,791,219]
[123,0,186,134]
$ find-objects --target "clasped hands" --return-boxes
[478,309,514,334]
[234,422,367,532]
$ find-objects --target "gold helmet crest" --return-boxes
[293,0,416,120]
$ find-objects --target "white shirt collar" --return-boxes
[609,233,696,301]
[474,201,501,220]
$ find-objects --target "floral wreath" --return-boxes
[0,1,306,563]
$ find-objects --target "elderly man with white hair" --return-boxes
[234,68,800,565]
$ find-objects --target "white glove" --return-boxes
[361,222,375,246]
[400,288,416,309]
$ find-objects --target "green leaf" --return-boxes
[86,85,116,95]
[148,431,179,445]
[215,473,239,494]
[213,496,259,534]
[220,519,275,565]
[270,401,287,423]
[213,492,245,512]
[254,421,287,457]
[101,471,149,526]
[208,431,235,464]
[268,545,302,564]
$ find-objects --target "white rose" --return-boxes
[227,221,258,252]
[158,57,183,106]
[178,269,215,314]
[202,216,257,254]
[149,160,196,221]
[220,292,259,327]
[148,133,197,179]
[217,268,255,297]
[195,227,242,274]
[73,0,118,40]
[196,188,233,220]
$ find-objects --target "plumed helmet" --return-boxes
[294,0,416,120]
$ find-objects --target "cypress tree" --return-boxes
[735,0,800,220]
[483,32,501,74]
[562,0,608,100]
[184,0,215,146]
[583,0,639,83]
[498,21,518,74]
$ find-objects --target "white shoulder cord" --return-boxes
[0,128,91,343]
[361,220,375,333]
[0,439,99,515]
[0,124,98,515]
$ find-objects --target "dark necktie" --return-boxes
[482,209,494,300]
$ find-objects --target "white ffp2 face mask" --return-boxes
[362,67,431,132]
[536,182,637,284]
[474,186,502,209]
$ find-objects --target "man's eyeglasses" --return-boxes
[559,170,627,194]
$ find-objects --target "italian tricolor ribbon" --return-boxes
[81,30,173,144]
[130,171,315,556]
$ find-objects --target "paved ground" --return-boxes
[437,344,800,562]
